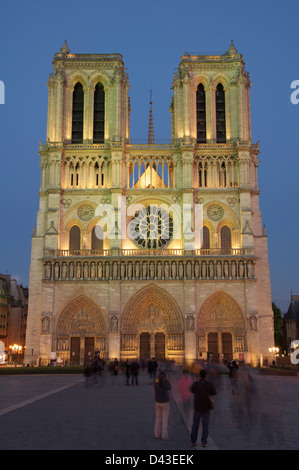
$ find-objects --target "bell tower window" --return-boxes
[196,83,206,143]
[93,82,105,143]
[216,83,226,143]
[72,83,84,143]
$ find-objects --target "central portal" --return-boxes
[120,285,184,362]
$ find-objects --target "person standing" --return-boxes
[154,371,171,440]
[190,369,217,447]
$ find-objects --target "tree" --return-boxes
[272,302,283,348]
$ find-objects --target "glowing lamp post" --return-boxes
[268,346,279,366]
[9,344,23,365]
[268,347,279,355]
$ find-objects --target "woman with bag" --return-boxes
[154,371,171,440]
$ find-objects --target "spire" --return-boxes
[148,88,154,144]
[60,40,70,55]
[228,40,237,55]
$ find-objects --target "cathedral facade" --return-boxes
[24,41,274,367]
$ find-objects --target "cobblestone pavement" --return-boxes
[0,368,298,451]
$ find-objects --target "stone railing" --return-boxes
[43,248,254,258]
[42,252,255,282]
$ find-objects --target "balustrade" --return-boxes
[42,255,255,282]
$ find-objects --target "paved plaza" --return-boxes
[0,367,298,451]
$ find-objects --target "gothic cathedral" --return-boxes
[24,41,274,367]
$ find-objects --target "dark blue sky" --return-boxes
[0,0,298,313]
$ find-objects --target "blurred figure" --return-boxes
[83,362,92,389]
[241,367,257,425]
[112,358,119,386]
[190,369,217,447]
[130,359,139,386]
[147,358,155,384]
[125,359,131,386]
[154,371,171,440]
[178,369,193,417]
[113,358,119,376]
[228,360,239,396]
[92,357,99,386]
[98,358,105,388]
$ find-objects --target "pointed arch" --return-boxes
[121,284,184,334]
[196,290,245,332]
[69,225,81,251]
[56,294,107,337]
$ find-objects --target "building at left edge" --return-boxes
[24,41,274,367]
[0,274,28,364]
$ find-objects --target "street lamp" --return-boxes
[269,347,279,355]
[9,344,23,365]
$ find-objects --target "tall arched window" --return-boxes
[72,83,84,143]
[216,83,226,143]
[196,83,206,143]
[201,226,210,249]
[221,226,231,250]
[91,226,103,251]
[69,226,81,252]
[93,82,105,143]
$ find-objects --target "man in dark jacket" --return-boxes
[190,368,217,447]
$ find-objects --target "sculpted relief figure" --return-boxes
[135,262,140,279]
[171,261,177,279]
[186,315,194,331]
[41,316,50,334]
[110,315,118,332]
[91,262,96,279]
[249,315,257,331]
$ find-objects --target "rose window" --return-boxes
[128,205,174,249]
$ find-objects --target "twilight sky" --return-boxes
[0,0,298,313]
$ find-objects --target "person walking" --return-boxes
[190,368,217,447]
[154,371,171,440]
[178,369,193,417]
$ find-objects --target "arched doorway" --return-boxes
[196,291,245,362]
[120,285,184,363]
[55,295,107,365]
